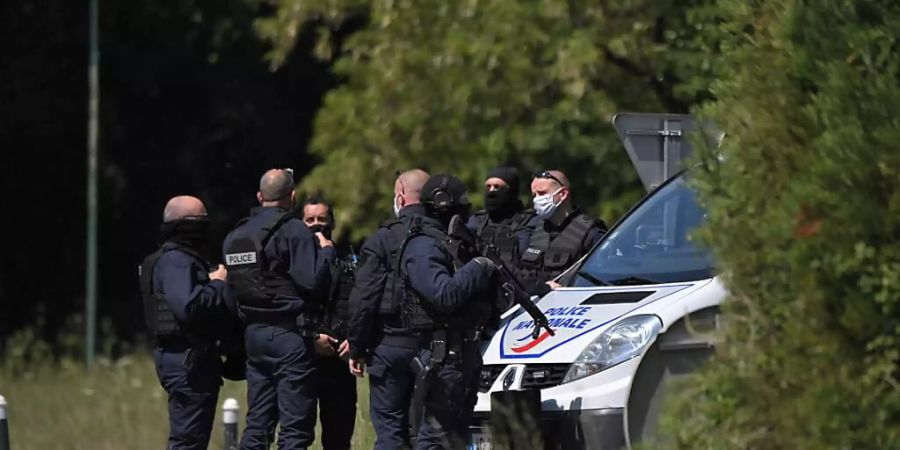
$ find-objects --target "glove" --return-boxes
[472,256,498,276]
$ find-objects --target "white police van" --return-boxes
[469,114,725,449]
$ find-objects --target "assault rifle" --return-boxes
[447,215,555,340]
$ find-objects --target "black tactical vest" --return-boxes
[397,218,494,335]
[224,213,301,309]
[138,244,211,340]
[138,247,182,340]
[518,213,597,290]
[376,218,415,322]
[471,210,534,266]
[321,251,358,339]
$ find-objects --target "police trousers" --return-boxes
[315,355,357,450]
[154,346,222,450]
[368,342,420,450]
[241,324,317,450]
[414,341,482,450]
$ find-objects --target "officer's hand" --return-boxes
[337,340,351,360]
[545,281,561,290]
[314,333,338,357]
[349,358,366,378]
[209,264,227,281]
[315,232,334,249]
[472,256,497,276]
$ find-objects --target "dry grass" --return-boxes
[0,354,375,450]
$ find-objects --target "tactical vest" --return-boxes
[519,213,597,290]
[224,213,301,309]
[471,210,533,266]
[376,218,415,322]
[322,251,358,338]
[397,218,494,335]
[138,244,210,340]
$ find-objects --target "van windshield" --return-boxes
[571,174,715,286]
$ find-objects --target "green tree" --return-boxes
[663,1,900,448]
[256,0,720,239]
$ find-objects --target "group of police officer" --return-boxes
[140,166,605,450]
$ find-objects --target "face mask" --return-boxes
[308,224,333,240]
[484,187,515,214]
[533,188,562,219]
[160,217,211,251]
[393,195,402,218]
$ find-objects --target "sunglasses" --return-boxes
[533,170,564,187]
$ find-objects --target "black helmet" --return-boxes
[421,174,471,220]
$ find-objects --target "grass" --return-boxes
[0,353,375,450]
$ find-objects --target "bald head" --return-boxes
[258,169,296,207]
[163,196,207,222]
[394,169,430,205]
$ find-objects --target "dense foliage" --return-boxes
[261,0,900,446]
[663,0,900,448]
[257,0,721,239]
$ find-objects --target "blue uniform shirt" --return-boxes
[222,206,335,324]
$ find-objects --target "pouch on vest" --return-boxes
[520,247,543,268]
[544,249,575,270]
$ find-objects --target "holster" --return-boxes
[294,314,320,338]
[182,341,211,374]
[410,329,448,437]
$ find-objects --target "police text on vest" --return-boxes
[226,252,257,265]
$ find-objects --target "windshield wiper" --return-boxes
[607,276,662,286]
[576,270,611,286]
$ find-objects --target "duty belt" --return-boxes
[265,316,319,338]
[380,331,434,349]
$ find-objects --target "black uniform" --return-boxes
[346,204,428,450]
[401,215,495,449]
[315,246,358,450]
[389,174,496,450]
[139,238,235,450]
[518,209,606,296]
[222,206,335,450]
[466,209,534,266]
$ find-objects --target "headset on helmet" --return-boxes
[430,176,453,210]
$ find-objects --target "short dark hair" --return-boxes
[303,193,335,224]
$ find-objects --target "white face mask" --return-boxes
[393,195,403,218]
[533,188,562,218]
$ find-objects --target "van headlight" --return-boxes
[562,315,662,384]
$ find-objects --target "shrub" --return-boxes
[664,1,900,448]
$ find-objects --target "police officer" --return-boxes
[466,166,535,266]
[139,195,235,450]
[346,168,430,450]
[301,196,357,450]
[519,170,607,296]
[223,169,335,450]
[401,174,497,449]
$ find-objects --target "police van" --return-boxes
[469,114,725,449]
